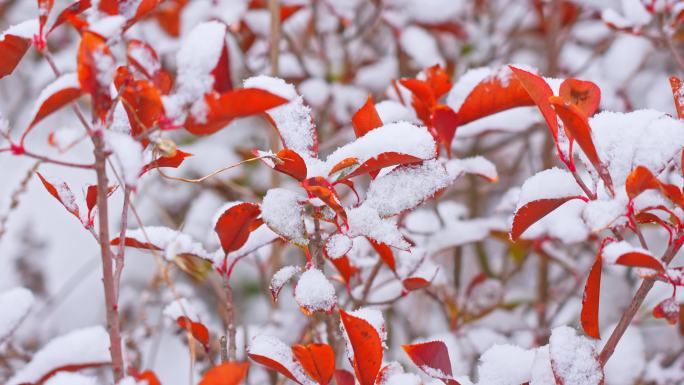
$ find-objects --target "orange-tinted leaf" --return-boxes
[670,76,684,119]
[214,202,262,253]
[559,78,601,117]
[369,240,395,272]
[116,72,165,140]
[154,0,187,36]
[626,166,660,200]
[77,32,113,121]
[97,0,118,14]
[329,157,359,176]
[292,343,335,385]
[403,340,459,385]
[341,152,423,180]
[126,39,161,79]
[85,184,116,220]
[400,78,436,108]
[339,310,383,385]
[199,362,249,385]
[456,69,535,126]
[177,316,209,347]
[352,95,383,138]
[28,74,83,130]
[134,370,162,385]
[128,0,160,25]
[38,0,55,37]
[581,253,602,339]
[34,362,109,385]
[302,177,347,225]
[431,104,458,156]
[36,172,81,219]
[425,64,452,100]
[141,150,193,175]
[274,149,307,181]
[0,34,32,79]
[549,96,613,192]
[509,66,558,137]
[511,197,581,241]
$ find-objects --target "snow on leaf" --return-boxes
[214,202,262,254]
[669,76,684,119]
[261,188,308,246]
[104,131,143,187]
[602,241,664,272]
[111,226,211,261]
[348,206,408,249]
[248,334,312,385]
[244,75,318,157]
[445,156,498,182]
[77,31,114,121]
[339,309,383,385]
[549,326,603,385]
[198,362,249,385]
[364,160,453,217]
[0,287,34,343]
[36,172,81,220]
[295,268,337,315]
[43,372,98,385]
[291,343,335,385]
[477,344,535,385]
[325,122,436,174]
[325,234,352,259]
[653,297,679,324]
[7,326,111,385]
[270,265,299,301]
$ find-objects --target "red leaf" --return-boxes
[302,177,347,225]
[199,362,249,385]
[211,42,232,93]
[27,74,83,131]
[403,340,460,385]
[508,66,558,138]
[110,236,161,251]
[456,69,535,126]
[0,33,32,79]
[38,0,55,37]
[431,105,459,157]
[341,152,423,180]
[402,277,431,291]
[333,370,356,385]
[559,78,601,117]
[510,197,581,241]
[77,32,113,121]
[97,0,118,14]
[669,76,684,119]
[126,39,161,79]
[248,353,303,384]
[339,310,383,385]
[48,0,91,35]
[331,256,358,285]
[400,78,435,124]
[581,253,602,339]
[613,252,664,272]
[273,149,307,181]
[34,362,109,385]
[653,297,679,324]
[352,95,383,138]
[140,150,193,175]
[176,316,209,347]
[114,67,165,141]
[292,343,335,385]
[154,0,186,37]
[36,172,81,219]
[369,240,396,272]
[214,202,262,253]
[186,88,289,135]
[85,184,116,220]
[549,96,614,192]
